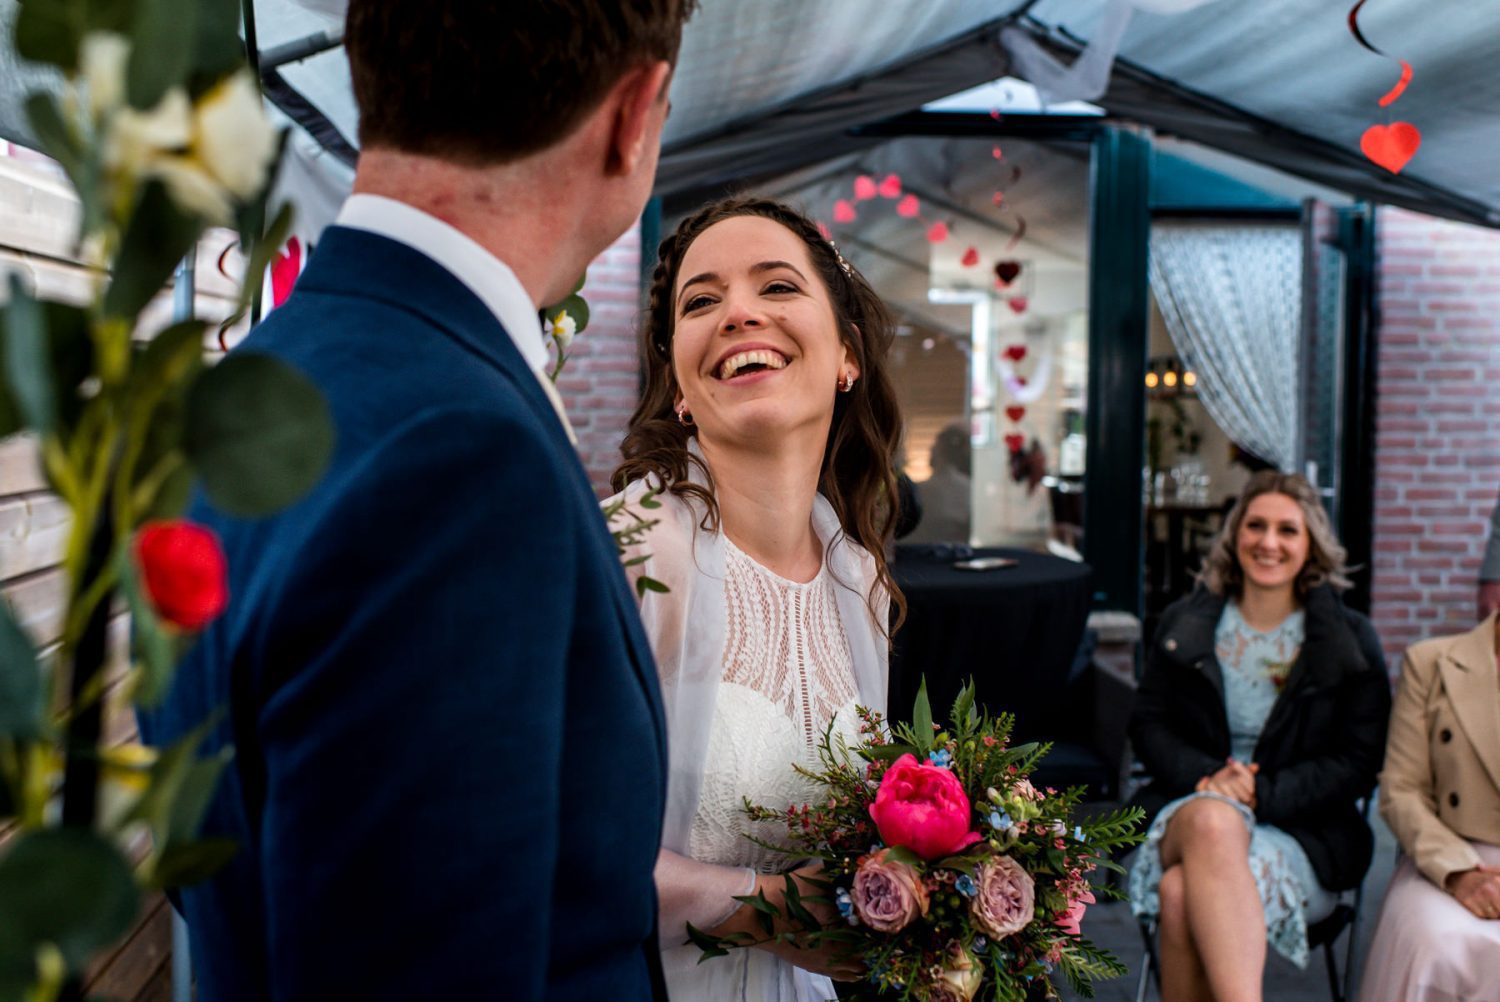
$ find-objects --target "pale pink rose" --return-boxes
[869,754,983,860]
[926,946,983,1001]
[851,848,930,933]
[1055,889,1096,937]
[971,855,1035,938]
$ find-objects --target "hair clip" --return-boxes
[826,239,854,278]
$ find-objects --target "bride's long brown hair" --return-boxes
[612,196,906,633]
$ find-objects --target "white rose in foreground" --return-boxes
[194,70,278,198]
[152,156,235,225]
[105,87,193,181]
[80,32,130,119]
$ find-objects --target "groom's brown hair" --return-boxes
[346,0,696,164]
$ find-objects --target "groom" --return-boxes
[138,2,695,998]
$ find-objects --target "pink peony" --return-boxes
[1055,889,1095,937]
[868,754,982,860]
[851,848,929,933]
[971,855,1035,938]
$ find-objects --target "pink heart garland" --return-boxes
[816,221,832,241]
[853,175,878,201]
[1003,344,1027,362]
[961,247,980,268]
[895,194,920,218]
[878,173,903,199]
[926,221,950,243]
[992,191,1005,208]
[1007,296,1028,315]
[1005,405,1026,423]
[994,260,1022,285]
[1360,122,1421,174]
[833,199,857,224]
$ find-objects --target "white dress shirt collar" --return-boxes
[334,193,549,375]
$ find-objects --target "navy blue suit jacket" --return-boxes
[139,227,668,1000]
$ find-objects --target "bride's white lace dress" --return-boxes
[661,537,863,1002]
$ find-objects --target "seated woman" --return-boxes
[1128,471,1391,1002]
[608,196,905,1001]
[1357,614,1500,1000]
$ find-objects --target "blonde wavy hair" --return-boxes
[1198,470,1352,599]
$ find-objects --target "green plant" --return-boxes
[0,2,332,998]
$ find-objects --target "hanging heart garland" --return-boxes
[961,247,981,267]
[853,175,878,200]
[1349,0,1421,174]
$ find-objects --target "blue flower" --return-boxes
[956,874,977,898]
[1074,825,1086,842]
[928,748,953,769]
[973,936,989,952]
[835,887,854,919]
[989,810,1014,831]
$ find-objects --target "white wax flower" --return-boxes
[550,310,577,352]
[79,32,130,119]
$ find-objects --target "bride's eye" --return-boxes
[763,281,799,295]
[681,293,715,314]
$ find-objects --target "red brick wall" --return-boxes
[557,222,645,497]
[1371,207,1500,666]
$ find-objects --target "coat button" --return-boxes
[1441,729,1453,743]
[1449,792,1460,808]
[1164,638,1178,652]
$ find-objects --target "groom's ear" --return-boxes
[605,61,672,177]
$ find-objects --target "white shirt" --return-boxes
[334,194,575,441]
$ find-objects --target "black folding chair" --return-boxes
[1132,798,1371,1002]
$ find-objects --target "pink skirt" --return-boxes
[1357,841,1500,1001]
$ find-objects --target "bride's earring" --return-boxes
[676,404,694,426]
[838,372,856,393]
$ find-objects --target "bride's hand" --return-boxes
[711,862,865,981]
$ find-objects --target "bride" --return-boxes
[609,196,906,1001]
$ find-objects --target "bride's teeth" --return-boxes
[718,350,788,379]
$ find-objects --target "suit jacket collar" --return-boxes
[1437,613,1500,792]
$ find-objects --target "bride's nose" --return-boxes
[719,296,764,335]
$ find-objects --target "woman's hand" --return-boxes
[1195,758,1259,807]
[1446,865,1500,919]
[712,862,865,981]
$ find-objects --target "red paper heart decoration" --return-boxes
[1005,405,1026,422]
[1360,122,1421,174]
[1015,376,1028,387]
[895,194,920,218]
[994,260,1022,285]
[992,191,1005,208]
[878,174,903,199]
[1007,296,1028,314]
[816,221,832,241]
[853,175,877,201]
[992,145,1004,160]
[833,199,857,224]
[1003,345,1027,362]
[926,221,949,243]
[961,247,980,268]
[1004,433,1025,453]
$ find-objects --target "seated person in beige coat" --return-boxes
[1358,614,1500,1001]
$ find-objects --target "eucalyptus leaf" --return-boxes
[103,181,206,321]
[133,320,206,394]
[117,546,179,706]
[126,0,196,109]
[14,0,82,71]
[183,353,334,517]
[190,0,244,87]
[0,828,139,971]
[0,602,45,740]
[549,293,590,334]
[571,272,587,295]
[235,201,294,310]
[2,278,53,435]
[635,576,669,598]
[149,837,237,889]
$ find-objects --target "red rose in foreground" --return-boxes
[134,521,229,631]
[868,753,982,860]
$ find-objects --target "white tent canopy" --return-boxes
[3,0,1498,232]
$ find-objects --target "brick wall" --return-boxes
[557,222,644,497]
[1371,207,1500,666]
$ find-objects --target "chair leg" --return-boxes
[1323,938,1343,1002]
[1136,919,1160,1002]
[1135,949,1154,1002]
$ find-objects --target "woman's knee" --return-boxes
[1168,798,1249,852]
[1159,865,1188,925]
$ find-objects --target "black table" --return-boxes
[889,545,1092,742]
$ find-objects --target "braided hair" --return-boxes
[612,196,906,634]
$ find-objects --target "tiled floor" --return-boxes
[1059,813,1399,1002]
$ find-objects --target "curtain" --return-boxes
[1148,222,1302,472]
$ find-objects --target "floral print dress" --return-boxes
[1128,601,1338,968]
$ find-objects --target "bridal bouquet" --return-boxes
[688,682,1144,1001]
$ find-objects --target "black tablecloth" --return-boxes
[889,545,1092,740]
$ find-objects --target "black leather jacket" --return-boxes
[1129,585,1392,891]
